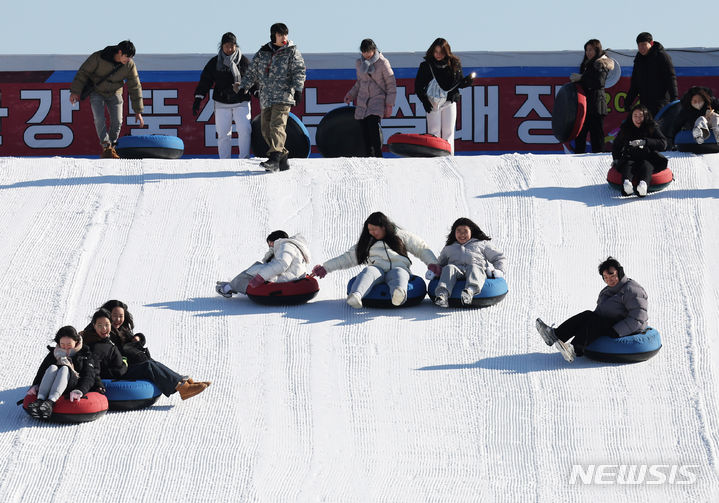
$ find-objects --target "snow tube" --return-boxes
[346,274,426,308]
[22,392,108,423]
[674,129,719,154]
[316,106,383,157]
[246,275,319,306]
[552,83,587,143]
[250,112,311,159]
[654,100,681,143]
[115,135,184,159]
[427,277,509,308]
[102,379,162,411]
[607,166,673,193]
[583,327,662,363]
[387,133,451,157]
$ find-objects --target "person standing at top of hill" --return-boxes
[625,32,678,117]
[193,32,254,159]
[414,38,473,154]
[570,39,614,153]
[344,39,396,158]
[69,40,145,159]
[238,23,306,173]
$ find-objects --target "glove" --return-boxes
[312,265,327,278]
[294,89,302,106]
[421,99,433,114]
[460,74,474,87]
[248,274,265,289]
[428,264,442,276]
[569,73,582,83]
[69,390,83,402]
[27,385,38,396]
[192,97,202,117]
[628,139,646,148]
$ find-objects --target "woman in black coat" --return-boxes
[571,39,614,153]
[25,326,98,420]
[612,104,668,197]
[193,32,254,159]
[414,38,473,154]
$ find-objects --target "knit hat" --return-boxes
[636,32,653,44]
[221,32,237,46]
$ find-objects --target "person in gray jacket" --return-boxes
[311,212,439,309]
[238,23,306,172]
[431,217,506,307]
[535,257,648,362]
[216,230,310,297]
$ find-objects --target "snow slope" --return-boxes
[0,153,718,502]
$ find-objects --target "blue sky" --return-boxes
[1,1,704,55]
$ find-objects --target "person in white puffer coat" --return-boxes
[312,212,439,308]
[432,217,507,307]
[215,230,310,297]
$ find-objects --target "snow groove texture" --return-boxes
[1,154,718,502]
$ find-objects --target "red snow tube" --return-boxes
[387,133,451,157]
[23,392,108,423]
[246,275,320,306]
[552,83,587,144]
[606,166,674,193]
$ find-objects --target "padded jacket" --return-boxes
[437,239,506,274]
[594,276,648,337]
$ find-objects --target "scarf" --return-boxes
[216,48,242,84]
[359,51,381,75]
[54,343,81,377]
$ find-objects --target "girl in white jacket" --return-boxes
[312,212,439,308]
[216,230,311,297]
[433,217,506,307]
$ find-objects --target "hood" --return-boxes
[595,54,615,71]
[100,45,119,63]
[635,41,665,61]
[260,40,296,53]
[276,234,311,263]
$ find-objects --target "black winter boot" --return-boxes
[260,152,281,173]
[279,152,290,171]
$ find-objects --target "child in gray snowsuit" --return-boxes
[431,217,506,307]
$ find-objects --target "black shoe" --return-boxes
[261,153,281,173]
[37,400,55,420]
[26,399,43,418]
[279,152,290,171]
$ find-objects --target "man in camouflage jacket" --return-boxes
[239,23,306,172]
[70,40,145,158]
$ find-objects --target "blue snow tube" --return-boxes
[674,129,719,154]
[115,134,184,159]
[102,379,162,411]
[583,327,662,363]
[346,274,427,308]
[427,277,508,308]
[250,112,311,158]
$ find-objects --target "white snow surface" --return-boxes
[1,153,719,502]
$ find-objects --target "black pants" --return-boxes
[616,159,653,186]
[574,113,605,153]
[555,310,618,353]
[122,359,184,397]
[359,115,383,157]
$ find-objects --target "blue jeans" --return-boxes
[122,360,183,397]
[89,91,123,146]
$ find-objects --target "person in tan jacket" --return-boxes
[69,40,145,158]
[344,39,396,157]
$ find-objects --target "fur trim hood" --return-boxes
[595,54,615,72]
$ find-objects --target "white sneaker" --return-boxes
[215,281,234,298]
[636,180,648,197]
[555,340,576,362]
[460,288,474,305]
[623,179,633,195]
[434,292,449,308]
[391,288,407,306]
[347,292,363,309]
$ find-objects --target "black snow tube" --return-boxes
[316,106,383,157]
[552,83,587,143]
[655,100,681,144]
[250,112,311,158]
[674,130,719,154]
[115,135,184,159]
